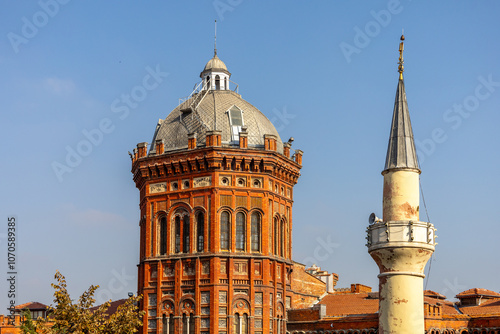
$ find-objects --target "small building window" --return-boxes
[236,212,246,251]
[160,217,167,255]
[175,216,181,253]
[197,212,204,252]
[183,215,190,253]
[251,213,261,252]
[220,212,230,250]
[215,75,221,90]
[228,106,244,142]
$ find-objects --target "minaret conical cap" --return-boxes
[383,35,420,173]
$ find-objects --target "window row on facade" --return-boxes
[156,210,263,255]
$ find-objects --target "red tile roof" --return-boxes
[456,288,500,299]
[90,299,129,316]
[318,293,379,316]
[15,302,48,310]
[424,290,447,300]
[424,296,462,315]
[459,298,500,316]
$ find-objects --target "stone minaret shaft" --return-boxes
[367,36,437,334]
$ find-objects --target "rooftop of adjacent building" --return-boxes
[289,286,500,319]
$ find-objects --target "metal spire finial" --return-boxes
[398,33,405,80]
[214,20,217,57]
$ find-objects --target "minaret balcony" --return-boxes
[366,220,436,252]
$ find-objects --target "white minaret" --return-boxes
[366,35,437,333]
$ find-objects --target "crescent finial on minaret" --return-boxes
[398,33,405,79]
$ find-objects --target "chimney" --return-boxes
[206,130,222,147]
[264,134,277,151]
[294,149,303,165]
[155,139,164,154]
[188,133,197,149]
[283,142,291,158]
[137,142,148,158]
[239,127,248,149]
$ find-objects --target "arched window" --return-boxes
[183,215,190,253]
[280,219,285,257]
[175,216,181,253]
[251,213,261,252]
[234,313,240,334]
[236,212,246,251]
[220,212,230,250]
[274,217,279,255]
[182,314,187,334]
[197,212,204,252]
[215,75,221,90]
[233,313,248,334]
[162,314,174,334]
[160,217,167,255]
[205,76,210,89]
[189,314,194,334]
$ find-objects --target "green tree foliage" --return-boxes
[21,271,144,334]
[19,309,38,334]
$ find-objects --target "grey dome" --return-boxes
[150,90,283,154]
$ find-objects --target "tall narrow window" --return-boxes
[215,75,221,90]
[189,314,194,334]
[175,216,181,253]
[220,212,230,250]
[236,212,245,251]
[251,213,261,252]
[242,314,248,334]
[182,314,187,334]
[274,217,279,255]
[183,215,190,253]
[280,220,285,257]
[169,314,174,333]
[197,212,204,252]
[234,313,240,334]
[205,76,210,89]
[160,217,167,255]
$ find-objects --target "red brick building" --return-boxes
[131,49,312,334]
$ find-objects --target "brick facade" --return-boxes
[132,132,302,333]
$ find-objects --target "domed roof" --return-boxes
[150,90,283,154]
[200,55,230,77]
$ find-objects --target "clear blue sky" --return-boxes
[1,1,499,311]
